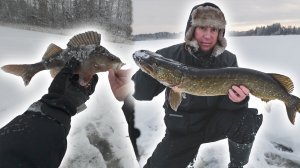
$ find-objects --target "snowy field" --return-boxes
[0,26,300,168]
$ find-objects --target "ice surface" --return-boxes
[1,26,300,167]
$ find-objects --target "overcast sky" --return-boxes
[132,0,300,34]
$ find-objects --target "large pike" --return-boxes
[133,50,300,125]
[1,31,124,86]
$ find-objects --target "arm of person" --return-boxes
[0,59,98,167]
[132,69,166,101]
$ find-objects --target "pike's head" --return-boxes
[133,50,182,87]
[133,50,158,75]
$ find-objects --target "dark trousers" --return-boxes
[144,108,263,168]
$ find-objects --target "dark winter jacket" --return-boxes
[132,43,249,134]
[0,99,137,167]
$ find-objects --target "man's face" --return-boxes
[194,26,219,52]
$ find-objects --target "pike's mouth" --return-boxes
[141,63,154,74]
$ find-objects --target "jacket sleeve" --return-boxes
[132,69,166,100]
[0,100,71,168]
[217,95,249,111]
[132,48,172,101]
[217,53,249,111]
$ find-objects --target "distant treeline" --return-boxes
[133,23,300,41]
[133,32,183,41]
[229,23,300,36]
[0,0,132,39]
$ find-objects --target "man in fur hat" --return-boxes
[132,2,263,168]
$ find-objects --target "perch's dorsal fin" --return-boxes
[42,43,63,60]
[67,31,101,48]
[269,73,294,93]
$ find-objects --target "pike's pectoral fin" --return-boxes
[42,43,63,60]
[168,89,182,111]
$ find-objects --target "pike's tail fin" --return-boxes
[286,95,300,125]
[1,63,44,86]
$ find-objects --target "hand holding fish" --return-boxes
[170,86,181,93]
[108,69,133,101]
[228,85,250,103]
[41,59,98,115]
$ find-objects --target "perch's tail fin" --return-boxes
[2,63,44,86]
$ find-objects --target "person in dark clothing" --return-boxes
[0,59,139,167]
[132,2,263,168]
[0,59,98,167]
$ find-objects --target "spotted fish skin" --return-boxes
[1,31,124,86]
[133,50,300,125]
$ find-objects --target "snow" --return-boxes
[1,26,300,167]
[133,50,150,59]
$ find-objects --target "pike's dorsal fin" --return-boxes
[168,89,182,111]
[42,43,63,60]
[269,73,294,93]
[67,31,101,48]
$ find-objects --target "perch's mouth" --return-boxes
[117,63,125,70]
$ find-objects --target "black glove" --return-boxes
[41,58,98,116]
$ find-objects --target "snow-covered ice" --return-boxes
[1,26,300,167]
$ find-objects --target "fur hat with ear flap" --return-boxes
[185,2,227,57]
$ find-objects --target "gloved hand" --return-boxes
[41,58,98,116]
